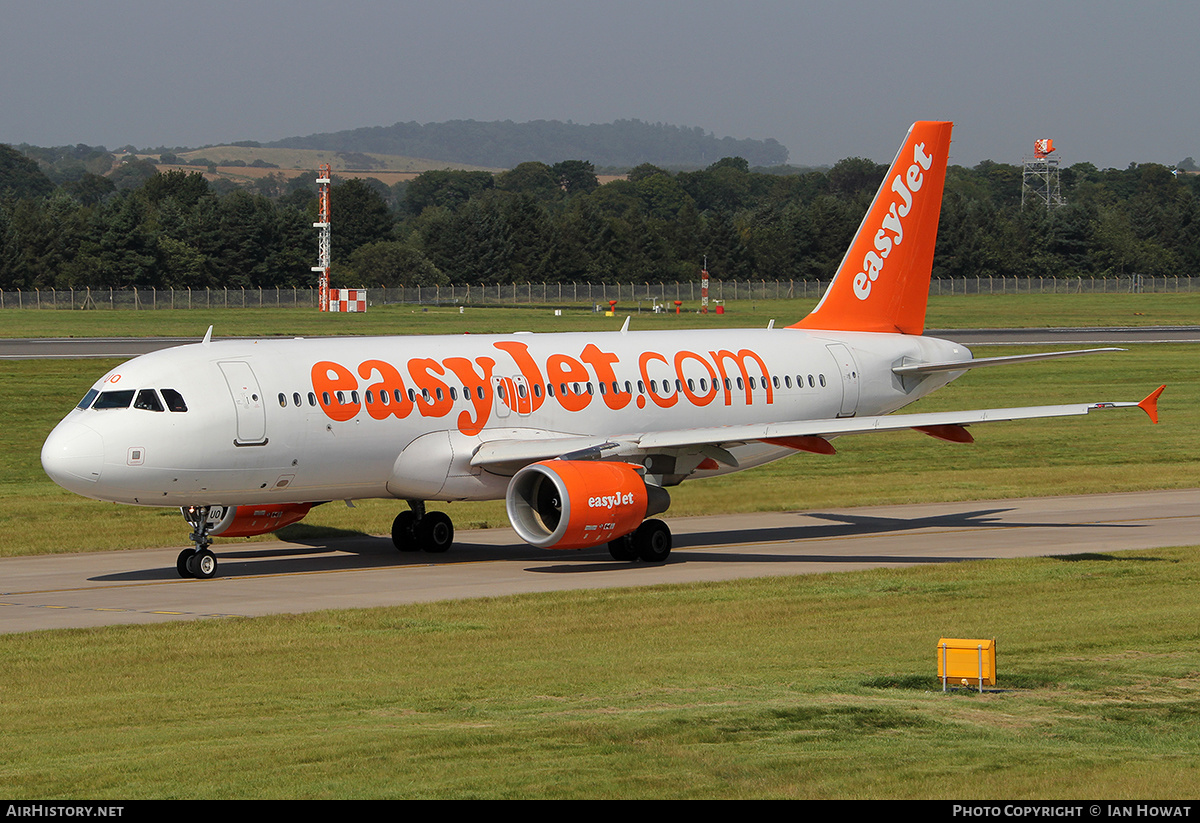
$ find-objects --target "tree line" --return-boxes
[2,143,1198,293]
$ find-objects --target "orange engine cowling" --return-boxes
[505,460,670,549]
[184,503,314,537]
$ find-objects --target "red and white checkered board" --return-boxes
[328,289,366,312]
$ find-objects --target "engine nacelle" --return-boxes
[505,460,670,549]
[182,503,314,537]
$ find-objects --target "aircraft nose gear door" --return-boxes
[219,361,268,446]
[826,343,860,418]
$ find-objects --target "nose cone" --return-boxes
[42,419,105,495]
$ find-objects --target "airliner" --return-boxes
[41,121,1163,579]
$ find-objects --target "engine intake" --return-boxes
[506,460,670,549]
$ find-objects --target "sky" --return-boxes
[3,0,1196,170]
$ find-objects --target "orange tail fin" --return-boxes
[792,121,953,335]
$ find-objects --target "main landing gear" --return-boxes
[178,505,219,579]
[391,500,454,553]
[607,518,672,563]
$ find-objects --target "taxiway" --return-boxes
[3,489,1196,634]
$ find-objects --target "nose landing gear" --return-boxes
[178,505,219,579]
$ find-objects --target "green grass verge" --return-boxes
[4,548,1200,798]
[2,292,1199,338]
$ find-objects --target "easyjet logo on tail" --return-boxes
[791,120,952,336]
[853,141,935,301]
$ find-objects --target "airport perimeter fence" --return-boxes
[0,274,1193,310]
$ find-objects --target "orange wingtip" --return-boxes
[1139,385,1165,424]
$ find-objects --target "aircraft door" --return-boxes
[493,376,532,417]
[492,377,512,419]
[218,361,268,445]
[826,343,860,418]
[511,375,532,415]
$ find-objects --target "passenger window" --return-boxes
[135,389,165,412]
[307,392,317,407]
[293,392,301,407]
[77,388,100,410]
[278,393,287,408]
[93,390,135,410]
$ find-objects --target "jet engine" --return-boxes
[181,503,314,538]
[505,460,670,549]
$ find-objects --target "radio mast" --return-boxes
[312,163,332,311]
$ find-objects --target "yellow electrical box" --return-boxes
[937,638,996,690]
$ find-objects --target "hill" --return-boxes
[265,118,790,169]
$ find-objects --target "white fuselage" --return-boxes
[41,326,970,508]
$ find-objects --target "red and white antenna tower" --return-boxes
[312,163,332,311]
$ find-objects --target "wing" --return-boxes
[470,385,1164,473]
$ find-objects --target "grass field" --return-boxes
[3,295,1198,798]
[2,291,1200,338]
[4,549,1200,798]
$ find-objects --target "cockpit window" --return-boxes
[134,389,165,412]
[77,388,100,410]
[161,389,188,412]
[92,390,135,410]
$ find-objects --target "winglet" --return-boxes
[1139,385,1165,424]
